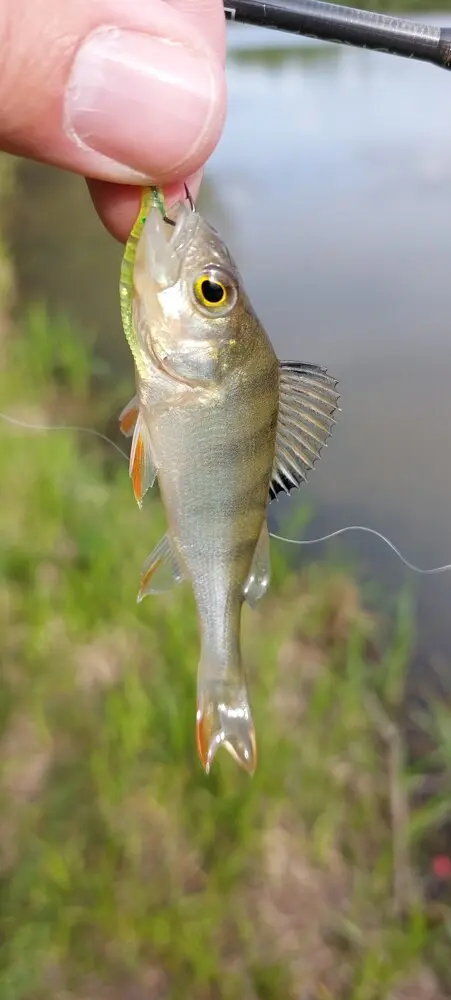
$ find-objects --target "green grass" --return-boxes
[1,305,451,1000]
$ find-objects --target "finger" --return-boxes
[167,0,226,65]
[0,0,226,185]
[87,171,204,243]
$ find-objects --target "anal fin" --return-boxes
[270,362,340,501]
[243,520,270,609]
[137,533,185,601]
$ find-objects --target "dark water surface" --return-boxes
[7,18,451,678]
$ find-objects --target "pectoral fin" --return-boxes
[119,395,139,438]
[137,533,185,601]
[129,412,157,507]
[270,362,340,501]
[243,520,270,608]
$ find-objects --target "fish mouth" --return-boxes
[143,199,199,289]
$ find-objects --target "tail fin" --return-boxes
[196,674,257,776]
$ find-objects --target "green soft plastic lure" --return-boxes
[119,186,167,370]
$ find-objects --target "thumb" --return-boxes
[0,0,226,184]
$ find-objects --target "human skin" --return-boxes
[0,0,227,241]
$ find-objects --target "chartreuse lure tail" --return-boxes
[119,186,167,368]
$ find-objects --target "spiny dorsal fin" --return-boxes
[270,362,340,501]
[129,411,157,507]
[243,520,270,608]
[119,395,139,438]
[137,533,185,601]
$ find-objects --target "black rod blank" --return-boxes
[224,0,451,71]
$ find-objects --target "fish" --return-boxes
[118,187,340,776]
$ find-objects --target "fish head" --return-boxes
[133,199,257,385]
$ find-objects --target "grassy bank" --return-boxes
[0,303,451,999]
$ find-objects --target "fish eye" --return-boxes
[192,269,236,314]
[199,278,226,305]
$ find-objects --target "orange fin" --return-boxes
[129,412,156,507]
[196,686,257,776]
[137,533,185,600]
[119,394,139,438]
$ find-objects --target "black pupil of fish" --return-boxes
[201,279,225,304]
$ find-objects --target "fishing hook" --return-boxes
[161,184,195,226]
[184,184,196,212]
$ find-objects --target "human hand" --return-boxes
[0,0,226,241]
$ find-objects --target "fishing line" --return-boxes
[0,411,130,463]
[3,409,451,579]
[269,526,451,577]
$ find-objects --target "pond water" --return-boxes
[7,15,451,681]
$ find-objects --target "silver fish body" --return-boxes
[119,194,340,774]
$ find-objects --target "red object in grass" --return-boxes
[432,855,451,879]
